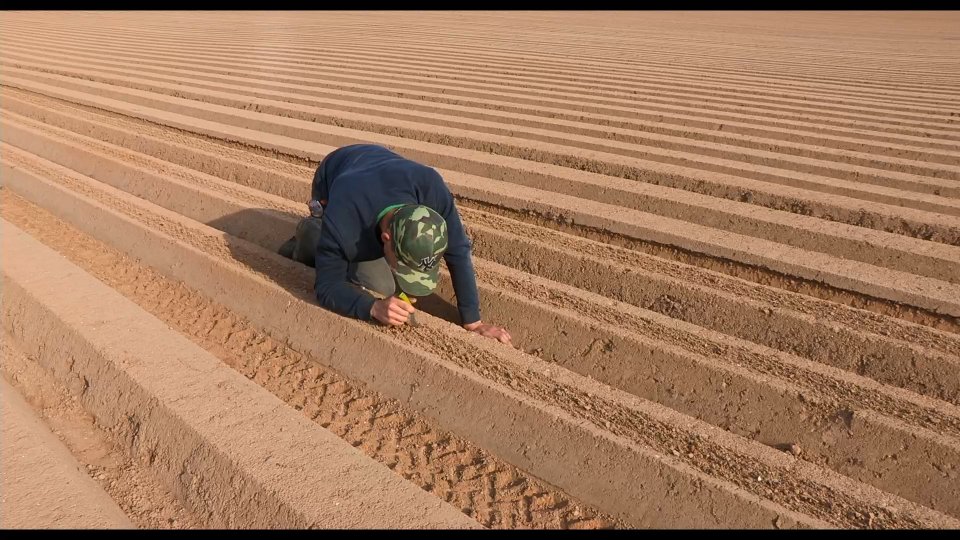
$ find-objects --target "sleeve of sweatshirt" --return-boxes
[436,184,482,325]
[311,151,335,204]
[313,223,376,321]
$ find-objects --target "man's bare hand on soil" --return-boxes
[464,321,513,345]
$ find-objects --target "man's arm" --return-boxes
[436,187,482,325]
[313,228,377,321]
[432,178,511,344]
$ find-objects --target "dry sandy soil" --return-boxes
[1,10,959,529]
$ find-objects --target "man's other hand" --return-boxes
[463,321,513,345]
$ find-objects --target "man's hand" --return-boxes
[464,321,513,345]
[371,296,416,326]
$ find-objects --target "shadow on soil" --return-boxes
[206,208,461,326]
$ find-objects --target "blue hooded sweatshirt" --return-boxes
[310,144,481,324]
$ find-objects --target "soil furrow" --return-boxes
[19,43,960,157]
[8,12,957,93]
[4,92,957,405]
[2,93,956,342]
[7,103,959,411]
[5,96,958,295]
[0,187,617,531]
[5,99,958,329]
[6,72,956,211]
[4,26,957,122]
[6,81,958,241]
[4,105,956,513]
[3,35,958,155]
[7,50,960,185]
[0,151,830,529]
[1,337,200,529]
[2,220,482,530]
[6,35,954,151]
[12,63,960,236]
[6,24,959,110]
[6,82,954,337]
[5,11,960,530]
[6,147,959,528]
[8,71,954,279]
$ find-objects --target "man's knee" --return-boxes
[350,258,395,298]
[285,216,323,268]
[278,236,296,260]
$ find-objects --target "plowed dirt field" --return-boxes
[2,10,959,529]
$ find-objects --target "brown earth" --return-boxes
[1,10,958,529]
[1,372,134,529]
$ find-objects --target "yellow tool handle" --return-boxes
[396,292,419,326]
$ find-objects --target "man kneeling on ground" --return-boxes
[279,143,512,345]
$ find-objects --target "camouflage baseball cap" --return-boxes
[390,204,448,297]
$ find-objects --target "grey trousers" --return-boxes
[278,213,396,298]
